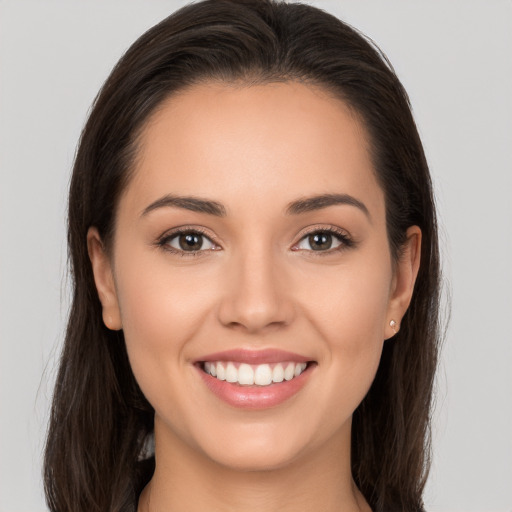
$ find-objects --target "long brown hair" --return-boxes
[44,1,441,510]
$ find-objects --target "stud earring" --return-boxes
[389,319,399,334]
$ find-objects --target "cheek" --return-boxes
[112,249,217,389]
[296,251,392,410]
[300,253,392,348]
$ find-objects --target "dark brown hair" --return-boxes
[44,1,441,510]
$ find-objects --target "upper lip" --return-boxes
[195,349,312,364]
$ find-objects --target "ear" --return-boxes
[87,227,122,331]
[385,225,422,339]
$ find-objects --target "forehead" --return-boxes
[123,81,384,220]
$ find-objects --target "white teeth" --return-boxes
[238,363,254,385]
[284,362,295,381]
[272,364,284,383]
[254,364,272,386]
[225,362,238,383]
[295,362,307,377]
[216,362,226,380]
[205,362,216,376]
[203,361,308,386]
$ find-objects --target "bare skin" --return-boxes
[88,82,421,512]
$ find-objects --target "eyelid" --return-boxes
[156,225,222,255]
[154,224,354,256]
[291,224,354,252]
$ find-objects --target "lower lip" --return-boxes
[196,363,315,410]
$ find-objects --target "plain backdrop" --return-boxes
[1,1,511,511]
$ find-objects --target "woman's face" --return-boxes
[89,81,419,471]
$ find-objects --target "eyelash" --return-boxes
[156,225,354,257]
[156,227,219,257]
[292,226,355,255]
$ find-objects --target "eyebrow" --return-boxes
[141,192,370,220]
[141,194,227,217]
[286,193,370,219]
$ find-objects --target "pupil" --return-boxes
[179,233,202,251]
[309,232,332,251]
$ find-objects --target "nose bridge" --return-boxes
[218,242,293,333]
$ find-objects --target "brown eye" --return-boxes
[295,230,346,252]
[308,232,333,251]
[179,233,203,251]
[165,231,216,252]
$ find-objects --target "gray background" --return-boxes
[1,1,511,510]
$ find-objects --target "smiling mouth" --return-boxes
[200,361,313,387]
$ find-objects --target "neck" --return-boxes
[139,416,370,512]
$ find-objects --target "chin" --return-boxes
[202,440,308,473]
[189,417,331,473]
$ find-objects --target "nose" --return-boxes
[217,249,295,334]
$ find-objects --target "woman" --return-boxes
[44,0,441,510]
